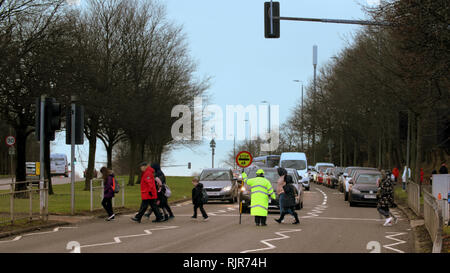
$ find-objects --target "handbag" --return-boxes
[164,184,171,198]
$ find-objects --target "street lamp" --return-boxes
[261,101,271,155]
[293,80,304,151]
[210,138,216,168]
[245,119,252,154]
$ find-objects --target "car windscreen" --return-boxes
[280,160,306,170]
[247,169,279,184]
[356,174,381,184]
[200,171,231,181]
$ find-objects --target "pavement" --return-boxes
[0,184,414,253]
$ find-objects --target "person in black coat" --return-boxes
[145,163,174,221]
[274,175,300,224]
[439,163,448,174]
[192,178,208,220]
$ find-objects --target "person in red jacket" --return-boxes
[392,167,399,184]
[420,168,424,184]
[131,162,163,223]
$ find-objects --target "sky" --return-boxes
[53,0,380,177]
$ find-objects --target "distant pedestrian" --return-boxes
[420,168,424,184]
[276,167,287,221]
[145,163,174,221]
[100,167,115,221]
[439,162,448,174]
[191,177,208,221]
[377,171,397,226]
[245,169,276,226]
[131,162,163,223]
[275,175,300,225]
[392,166,399,184]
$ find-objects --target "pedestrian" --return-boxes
[245,169,276,226]
[392,166,399,184]
[100,167,115,221]
[276,167,287,221]
[377,171,397,226]
[191,177,208,221]
[401,165,411,190]
[145,163,174,221]
[131,162,164,223]
[275,175,300,225]
[439,162,448,174]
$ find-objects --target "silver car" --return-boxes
[199,168,238,203]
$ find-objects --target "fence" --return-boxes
[407,180,421,216]
[90,178,125,212]
[423,189,443,253]
[0,180,48,225]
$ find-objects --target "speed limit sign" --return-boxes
[5,136,15,146]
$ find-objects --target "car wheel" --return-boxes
[344,192,348,201]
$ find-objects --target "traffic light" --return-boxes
[264,2,280,38]
[188,162,191,169]
[45,98,61,141]
[66,105,84,145]
[35,97,61,141]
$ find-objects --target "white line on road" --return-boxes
[383,232,406,253]
[240,229,302,253]
[0,227,78,243]
[78,226,179,251]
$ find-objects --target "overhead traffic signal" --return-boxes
[264,2,280,38]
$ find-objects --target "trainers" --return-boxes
[152,218,164,223]
[203,217,209,221]
[131,217,141,223]
[191,216,197,219]
[169,215,175,219]
[144,213,151,218]
[393,217,398,224]
[106,214,115,221]
[383,217,392,226]
[274,219,282,224]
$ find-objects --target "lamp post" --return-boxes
[261,101,271,155]
[210,138,216,168]
[245,119,252,154]
[312,45,318,164]
[293,80,304,151]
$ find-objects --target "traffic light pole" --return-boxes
[39,95,46,218]
[71,97,76,215]
[275,16,390,27]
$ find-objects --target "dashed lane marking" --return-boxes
[78,226,179,251]
[240,229,302,253]
[304,188,328,218]
[0,227,78,243]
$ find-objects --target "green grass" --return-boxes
[0,176,193,216]
[444,226,450,236]
[394,187,407,205]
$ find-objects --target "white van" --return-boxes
[279,152,310,190]
[50,154,69,177]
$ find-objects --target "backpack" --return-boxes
[201,188,208,203]
[112,177,120,193]
[164,184,171,198]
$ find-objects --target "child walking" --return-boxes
[192,178,208,221]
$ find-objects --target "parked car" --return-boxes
[344,167,378,201]
[338,166,358,192]
[316,165,331,185]
[199,168,238,203]
[240,166,303,213]
[331,167,344,188]
[348,170,382,206]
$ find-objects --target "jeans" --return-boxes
[402,181,406,190]
[101,197,114,217]
[278,206,299,222]
[193,203,208,218]
[136,199,162,220]
[278,194,285,215]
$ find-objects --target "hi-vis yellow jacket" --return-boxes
[246,176,275,216]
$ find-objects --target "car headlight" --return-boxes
[240,186,247,193]
[222,185,232,192]
[352,188,361,194]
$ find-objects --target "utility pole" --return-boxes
[70,96,76,215]
[39,95,46,218]
[313,45,318,164]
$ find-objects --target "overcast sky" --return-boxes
[53,0,380,177]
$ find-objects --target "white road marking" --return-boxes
[383,232,406,253]
[240,229,302,253]
[0,227,78,243]
[304,188,328,218]
[78,226,179,250]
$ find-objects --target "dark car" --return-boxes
[240,167,303,213]
[348,170,382,207]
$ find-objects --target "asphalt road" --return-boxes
[0,183,414,253]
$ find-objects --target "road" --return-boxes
[0,175,81,191]
[0,183,414,253]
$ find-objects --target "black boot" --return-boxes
[163,214,169,221]
[293,213,300,224]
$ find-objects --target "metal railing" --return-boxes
[0,180,48,225]
[423,189,443,253]
[407,180,421,216]
[90,179,125,212]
